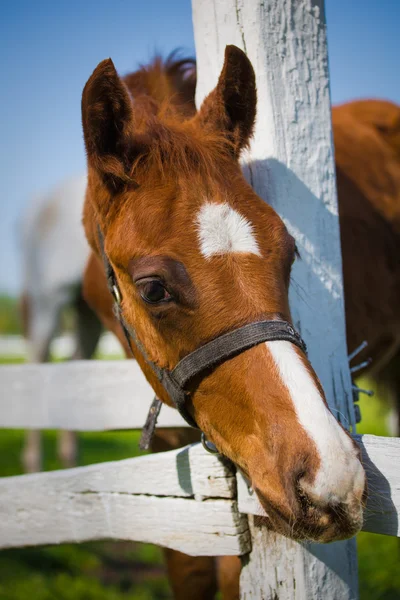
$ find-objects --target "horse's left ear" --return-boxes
[197,45,257,157]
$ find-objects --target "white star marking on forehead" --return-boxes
[196,202,261,258]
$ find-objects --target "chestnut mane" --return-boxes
[123,51,197,115]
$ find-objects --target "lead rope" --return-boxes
[117,303,163,451]
[139,396,163,450]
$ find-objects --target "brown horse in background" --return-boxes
[78,46,375,599]
[333,100,400,435]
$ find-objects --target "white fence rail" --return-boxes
[0,359,399,547]
[0,361,186,430]
[0,443,249,556]
[0,433,399,553]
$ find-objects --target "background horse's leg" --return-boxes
[23,431,43,475]
[216,556,241,600]
[57,290,103,469]
[163,548,217,600]
[57,431,78,470]
[151,429,219,599]
[21,293,63,472]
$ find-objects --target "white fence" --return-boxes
[1,359,399,552]
[0,359,399,599]
[1,1,398,598]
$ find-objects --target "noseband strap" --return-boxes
[170,319,305,388]
[96,226,307,448]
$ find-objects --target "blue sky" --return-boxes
[0,0,399,294]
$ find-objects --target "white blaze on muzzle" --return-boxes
[266,341,365,505]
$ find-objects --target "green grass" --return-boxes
[354,379,400,600]
[0,429,172,599]
[0,296,22,335]
[0,358,399,599]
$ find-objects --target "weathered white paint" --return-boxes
[7,442,236,500]
[267,341,365,506]
[0,493,249,556]
[357,435,400,537]
[237,434,400,537]
[0,437,397,557]
[2,360,399,540]
[0,443,249,555]
[0,360,187,430]
[239,520,359,600]
[196,202,261,258]
[2,360,400,537]
[192,0,358,597]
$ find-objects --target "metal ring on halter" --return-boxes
[112,284,122,306]
[201,432,220,454]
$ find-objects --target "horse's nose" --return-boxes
[293,453,366,508]
[290,464,367,541]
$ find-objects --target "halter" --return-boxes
[97,226,307,450]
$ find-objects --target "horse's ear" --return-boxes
[82,59,142,191]
[197,45,257,157]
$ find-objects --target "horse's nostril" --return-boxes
[295,470,307,486]
[290,469,315,515]
[294,469,309,494]
[295,478,314,514]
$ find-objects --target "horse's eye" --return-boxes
[139,280,172,304]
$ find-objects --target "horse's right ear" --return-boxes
[81,59,141,191]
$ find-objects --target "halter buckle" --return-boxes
[201,433,220,454]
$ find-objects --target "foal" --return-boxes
[81,47,366,598]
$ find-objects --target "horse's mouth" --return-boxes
[254,488,364,543]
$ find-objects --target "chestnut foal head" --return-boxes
[82,46,366,542]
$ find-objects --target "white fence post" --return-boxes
[192,0,358,598]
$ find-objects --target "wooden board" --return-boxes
[0,492,250,556]
[357,435,400,536]
[0,435,398,559]
[237,434,400,537]
[192,0,359,597]
[0,443,235,501]
[0,443,249,556]
[0,360,187,430]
